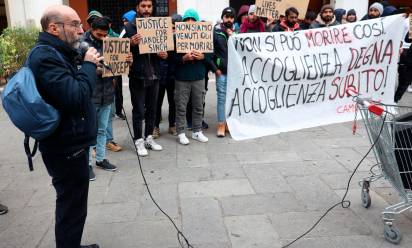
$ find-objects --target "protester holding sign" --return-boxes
[240,5,265,33]
[124,0,166,156]
[83,17,119,177]
[213,7,236,137]
[310,4,339,28]
[174,9,213,145]
[271,7,301,32]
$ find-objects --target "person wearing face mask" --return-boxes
[213,7,236,137]
[271,7,301,32]
[310,4,340,29]
[361,2,384,20]
[29,5,104,248]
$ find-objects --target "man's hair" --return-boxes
[91,17,110,31]
[285,7,299,17]
[40,10,62,31]
[137,0,153,5]
[304,10,317,21]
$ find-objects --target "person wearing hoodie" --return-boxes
[240,5,265,33]
[310,5,340,29]
[334,8,346,24]
[122,10,137,26]
[346,9,357,23]
[271,7,301,32]
[213,7,236,137]
[235,5,249,33]
[124,0,166,156]
[83,17,121,178]
[152,14,182,138]
[361,3,384,20]
[174,9,215,145]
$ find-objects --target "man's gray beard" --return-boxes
[72,41,80,49]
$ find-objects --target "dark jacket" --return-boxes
[310,15,340,29]
[174,52,216,81]
[124,18,161,86]
[83,31,115,106]
[213,24,230,74]
[29,32,97,155]
[299,22,311,30]
[272,20,301,32]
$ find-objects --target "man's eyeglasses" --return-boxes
[55,22,83,29]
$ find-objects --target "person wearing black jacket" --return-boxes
[30,5,102,248]
[214,7,236,137]
[271,7,301,32]
[82,17,120,177]
[124,0,166,156]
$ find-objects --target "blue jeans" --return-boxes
[216,75,227,122]
[89,104,111,163]
[106,101,115,143]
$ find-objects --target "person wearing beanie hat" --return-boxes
[235,5,249,32]
[213,7,236,137]
[240,4,265,33]
[87,10,103,25]
[123,0,166,156]
[122,10,137,26]
[174,8,217,145]
[310,4,339,28]
[346,9,357,23]
[362,2,384,20]
[182,8,200,22]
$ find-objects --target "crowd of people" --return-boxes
[1,1,412,248]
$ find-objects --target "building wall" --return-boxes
[177,0,229,23]
[5,0,63,27]
[332,0,368,18]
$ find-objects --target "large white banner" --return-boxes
[227,15,405,140]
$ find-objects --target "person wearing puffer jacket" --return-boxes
[310,4,340,29]
[240,5,265,33]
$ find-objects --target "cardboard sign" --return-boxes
[136,17,174,54]
[175,22,214,53]
[255,0,310,19]
[227,15,404,140]
[102,38,130,78]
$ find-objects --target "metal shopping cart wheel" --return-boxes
[384,224,402,244]
[361,180,371,208]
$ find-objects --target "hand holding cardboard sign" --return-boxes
[126,53,133,65]
[182,53,194,62]
[131,34,142,46]
[192,50,204,60]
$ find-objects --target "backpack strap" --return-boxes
[24,45,65,67]
[24,135,38,171]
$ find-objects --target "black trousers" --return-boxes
[114,76,123,115]
[395,49,412,102]
[155,79,176,128]
[129,78,159,139]
[42,149,89,248]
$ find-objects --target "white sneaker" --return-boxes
[192,131,208,143]
[145,135,162,151]
[178,133,190,145]
[408,85,412,93]
[135,138,148,156]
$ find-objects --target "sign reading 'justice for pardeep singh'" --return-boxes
[227,15,405,140]
[175,22,214,53]
[102,38,130,78]
[136,17,174,54]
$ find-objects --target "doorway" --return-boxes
[0,0,7,33]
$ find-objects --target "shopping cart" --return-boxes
[347,87,412,244]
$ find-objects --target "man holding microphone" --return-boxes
[30,5,102,248]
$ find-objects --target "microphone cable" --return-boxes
[281,112,388,248]
[105,65,194,248]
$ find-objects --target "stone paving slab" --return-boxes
[1,79,412,247]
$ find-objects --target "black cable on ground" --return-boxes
[281,113,388,248]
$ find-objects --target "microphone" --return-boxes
[79,41,112,70]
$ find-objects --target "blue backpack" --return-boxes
[1,45,62,170]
